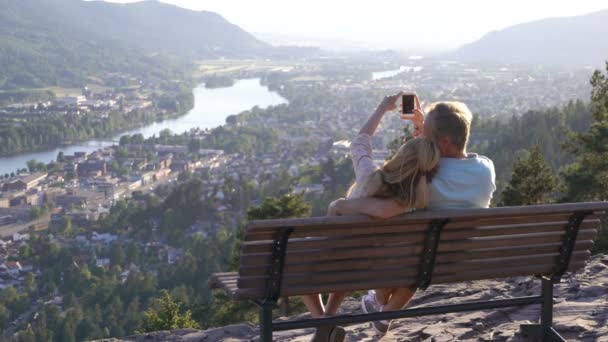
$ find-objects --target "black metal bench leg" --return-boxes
[259,302,274,342]
[520,278,566,341]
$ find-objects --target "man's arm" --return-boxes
[329,197,409,219]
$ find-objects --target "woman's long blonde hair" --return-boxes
[349,137,440,209]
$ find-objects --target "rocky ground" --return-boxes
[99,255,608,342]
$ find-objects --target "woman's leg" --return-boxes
[374,288,393,306]
[324,292,346,316]
[381,288,415,312]
[302,294,325,318]
[305,293,347,342]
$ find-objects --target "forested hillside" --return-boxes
[471,99,593,185]
[0,0,267,89]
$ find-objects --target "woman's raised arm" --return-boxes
[359,92,403,136]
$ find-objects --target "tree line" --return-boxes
[0,91,193,156]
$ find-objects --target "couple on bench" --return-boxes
[304,93,496,341]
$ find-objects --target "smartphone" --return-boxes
[402,94,415,114]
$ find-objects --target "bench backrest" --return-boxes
[236,202,608,299]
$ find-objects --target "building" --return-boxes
[74,152,88,160]
[0,207,31,222]
[0,215,13,225]
[77,160,107,178]
[292,184,325,195]
[170,160,191,173]
[2,173,48,192]
[54,96,86,108]
[67,212,96,227]
[25,190,44,206]
[0,261,22,277]
[56,194,88,208]
[92,232,117,245]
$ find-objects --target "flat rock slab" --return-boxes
[97,255,608,342]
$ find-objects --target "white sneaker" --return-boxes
[361,290,381,314]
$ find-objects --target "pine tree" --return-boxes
[561,63,608,253]
[561,63,608,202]
[500,145,558,206]
[246,194,312,220]
[140,290,199,333]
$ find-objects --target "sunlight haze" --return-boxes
[103,0,608,50]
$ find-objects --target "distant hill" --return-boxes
[0,0,268,89]
[453,10,608,67]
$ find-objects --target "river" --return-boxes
[0,78,287,176]
[372,65,424,80]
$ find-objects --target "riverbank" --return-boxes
[0,89,194,159]
[0,79,287,175]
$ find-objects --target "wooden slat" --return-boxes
[236,252,590,291]
[441,220,600,240]
[245,222,430,241]
[435,240,594,262]
[242,219,600,253]
[242,231,427,254]
[240,243,425,266]
[437,229,597,253]
[208,273,240,298]
[239,240,594,279]
[238,266,419,289]
[281,261,586,296]
[433,261,586,284]
[229,259,588,299]
[238,241,594,277]
[434,251,590,274]
[240,256,420,277]
[244,212,596,241]
[245,202,608,232]
[238,229,597,267]
[281,277,418,297]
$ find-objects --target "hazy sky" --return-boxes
[104,0,608,50]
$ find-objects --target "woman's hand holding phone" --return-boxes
[399,93,425,136]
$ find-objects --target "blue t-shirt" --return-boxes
[428,154,496,210]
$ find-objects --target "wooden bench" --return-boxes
[209,202,608,341]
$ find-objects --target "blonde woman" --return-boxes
[304,93,440,342]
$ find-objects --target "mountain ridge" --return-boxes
[453,9,608,66]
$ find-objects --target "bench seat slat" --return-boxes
[238,229,596,266]
[209,273,240,299]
